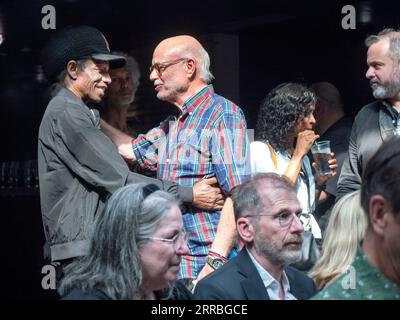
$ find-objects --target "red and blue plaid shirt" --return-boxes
[132,85,250,279]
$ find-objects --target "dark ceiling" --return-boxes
[2,0,397,54]
[1,0,400,128]
[1,1,398,85]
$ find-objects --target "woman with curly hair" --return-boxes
[251,83,337,241]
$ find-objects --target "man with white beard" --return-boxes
[194,173,317,300]
[337,28,400,200]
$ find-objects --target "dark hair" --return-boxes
[231,172,294,220]
[255,82,316,152]
[361,136,400,219]
[58,183,180,300]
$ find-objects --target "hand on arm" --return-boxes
[100,119,136,162]
[192,177,225,211]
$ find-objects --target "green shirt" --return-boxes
[312,248,400,300]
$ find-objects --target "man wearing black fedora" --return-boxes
[38,26,224,278]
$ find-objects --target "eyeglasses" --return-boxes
[245,212,311,229]
[143,230,188,251]
[149,58,188,75]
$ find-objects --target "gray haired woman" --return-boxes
[59,183,191,300]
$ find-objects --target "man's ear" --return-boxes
[369,194,388,236]
[237,217,255,243]
[66,60,79,80]
[185,58,196,78]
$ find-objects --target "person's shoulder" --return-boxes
[340,116,354,128]
[310,273,353,300]
[285,266,318,298]
[194,259,242,299]
[40,96,72,129]
[45,93,67,114]
[285,266,314,285]
[198,258,240,286]
[153,281,194,300]
[356,101,382,118]
[326,117,353,133]
[61,287,110,300]
[46,89,84,118]
[164,281,195,300]
[210,92,234,105]
[324,118,353,146]
[209,92,245,116]
[250,140,267,149]
[250,141,270,158]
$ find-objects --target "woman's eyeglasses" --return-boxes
[143,230,188,251]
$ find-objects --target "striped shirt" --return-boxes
[132,85,250,279]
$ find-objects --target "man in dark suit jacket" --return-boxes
[194,173,317,300]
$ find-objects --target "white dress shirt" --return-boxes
[247,248,297,300]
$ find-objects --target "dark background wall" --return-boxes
[0,0,399,299]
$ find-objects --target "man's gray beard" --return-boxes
[157,85,188,102]
[371,83,399,100]
[253,234,303,266]
[371,72,400,100]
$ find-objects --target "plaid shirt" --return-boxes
[132,85,250,279]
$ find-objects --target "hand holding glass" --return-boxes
[311,140,333,176]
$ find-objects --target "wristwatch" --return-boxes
[207,256,225,270]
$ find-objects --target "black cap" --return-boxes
[41,25,126,82]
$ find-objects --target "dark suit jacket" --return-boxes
[194,249,317,300]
